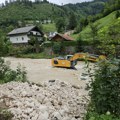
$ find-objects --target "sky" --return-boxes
[0,0,93,5]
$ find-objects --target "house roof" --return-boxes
[61,34,74,41]
[8,26,43,36]
[52,33,74,41]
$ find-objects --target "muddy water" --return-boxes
[5,57,93,95]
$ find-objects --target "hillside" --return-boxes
[0,3,65,24]
[71,10,120,41]
[64,0,108,18]
[0,0,108,29]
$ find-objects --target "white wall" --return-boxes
[9,34,30,44]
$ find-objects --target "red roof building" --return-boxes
[51,33,74,41]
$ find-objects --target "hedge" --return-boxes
[44,40,91,47]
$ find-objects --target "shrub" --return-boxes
[0,38,10,56]
[0,58,27,83]
[0,109,13,120]
[86,111,120,120]
[52,42,65,55]
[87,59,120,118]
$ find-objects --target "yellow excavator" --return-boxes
[51,53,106,68]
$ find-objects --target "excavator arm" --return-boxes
[68,53,87,61]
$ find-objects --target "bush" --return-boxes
[63,41,77,46]
[87,59,120,117]
[86,111,120,120]
[44,41,77,47]
[52,42,65,55]
[0,109,13,120]
[0,58,27,83]
[0,38,10,56]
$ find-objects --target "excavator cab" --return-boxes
[65,55,73,60]
[51,55,77,68]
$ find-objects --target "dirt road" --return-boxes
[5,57,92,95]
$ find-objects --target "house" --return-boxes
[49,32,57,39]
[8,26,44,44]
[51,33,74,42]
[42,19,52,24]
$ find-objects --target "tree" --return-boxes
[55,17,66,33]
[35,0,42,4]
[88,59,120,117]
[116,10,120,18]
[52,41,65,55]
[28,36,39,53]
[76,36,83,52]
[28,32,44,53]
[98,20,120,56]
[67,12,77,30]
[43,0,49,3]
[90,23,100,46]
[90,23,98,40]
[5,0,9,6]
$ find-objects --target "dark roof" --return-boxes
[8,26,43,36]
[52,33,74,41]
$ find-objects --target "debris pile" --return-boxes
[0,80,89,120]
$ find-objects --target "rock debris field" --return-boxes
[0,80,89,120]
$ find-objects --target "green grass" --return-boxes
[42,23,57,33]
[70,33,79,40]
[17,52,58,59]
[70,12,116,41]
[79,11,117,41]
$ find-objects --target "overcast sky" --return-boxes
[0,0,93,5]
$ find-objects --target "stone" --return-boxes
[49,80,55,83]
[72,85,80,89]
[0,80,89,120]
[52,111,62,120]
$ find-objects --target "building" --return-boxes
[51,33,74,42]
[8,26,44,44]
[49,31,57,39]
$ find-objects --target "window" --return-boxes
[22,37,24,41]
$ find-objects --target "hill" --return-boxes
[80,11,118,40]
[0,0,108,33]
[71,10,120,40]
[64,0,109,18]
[0,3,65,25]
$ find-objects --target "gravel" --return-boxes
[0,80,90,120]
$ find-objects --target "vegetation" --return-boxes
[78,11,118,41]
[0,109,13,120]
[82,1,120,119]
[0,0,109,37]
[42,23,57,33]
[86,58,120,119]
[0,58,27,84]
[55,17,66,33]
[15,52,57,59]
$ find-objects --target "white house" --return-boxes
[8,26,44,44]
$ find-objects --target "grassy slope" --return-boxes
[42,23,57,33]
[80,11,116,41]
[71,11,117,41]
